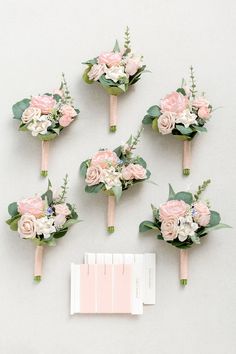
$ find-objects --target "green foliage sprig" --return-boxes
[193,179,211,202]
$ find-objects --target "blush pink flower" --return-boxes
[158,112,176,135]
[192,96,209,109]
[85,165,103,186]
[198,106,211,120]
[159,200,188,221]
[161,92,188,114]
[54,214,66,228]
[91,150,119,169]
[125,55,142,76]
[161,217,178,241]
[30,95,56,114]
[18,195,44,217]
[122,164,147,180]
[193,201,211,226]
[88,64,106,81]
[98,52,122,67]
[59,115,74,127]
[18,213,37,239]
[60,105,77,117]
[54,203,71,216]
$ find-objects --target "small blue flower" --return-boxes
[47,207,53,215]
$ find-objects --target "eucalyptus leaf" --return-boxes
[168,184,175,200]
[135,157,147,168]
[80,160,88,177]
[12,98,30,119]
[175,125,193,135]
[113,40,120,52]
[176,88,186,96]
[175,191,193,205]
[142,114,153,125]
[63,219,79,228]
[192,125,207,132]
[39,133,57,141]
[139,221,160,233]
[112,185,122,201]
[199,223,231,235]
[147,105,161,117]
[53,228,68,239]
[8,202,18,217]
[209,210,221,227]
[85,183,104,193]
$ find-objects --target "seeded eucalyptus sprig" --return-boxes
[124,26,131,54]
[61,73,72,104]
[193,179,211,201]
[129,127,143,152]
[58,174,69,203]
[189,66,197,98]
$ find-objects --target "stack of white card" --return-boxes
[71,253,156,315]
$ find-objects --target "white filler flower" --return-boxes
[36,216,56,239]
[177,215,199,242]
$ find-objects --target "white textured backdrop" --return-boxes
[1,0,236,353]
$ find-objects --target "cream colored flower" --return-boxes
[105,66,128,83]
[18,213,37,239]
[28,115,51,136]
[175,109,197,128]
[22,107,41,124]
[101,167,122,190]
[36,216,56,239]
[177,215,199,242]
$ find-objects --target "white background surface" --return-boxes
[1,0,236,353]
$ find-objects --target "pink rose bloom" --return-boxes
[98,52,122,67]
[59,115,74,127]
[18,213,37,239]
[198,106,211,120]
[192,96,209,108]
[18,195,44,217]
[159,200,188,221]
[158,112,176,135]
[91,150,119,169]
[60,105,77,117]
[161,217,178,241]
[54,214,66,228]
[122,164,147,180]
[88,64,106,81]
[85,165,103,186]
[30,95,56,114]
[54,203,71,216]
[193,202,210,226]
[161,92,188,114]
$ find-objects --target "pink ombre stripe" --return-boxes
[113,265,132,313]
[97,265,113,313]
[80,265,96,313]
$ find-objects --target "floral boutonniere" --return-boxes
[6,175,79,282]
[12,74,80,176]
[80,129,151,233]
[139,180,231,285]
[83,27,147,132]
[142,67,213,175]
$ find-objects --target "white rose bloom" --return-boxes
[105,66,128,83]
[28,115,52,136]
[101,167,122,190]
[36,216,56,239]
[177,215,199,242]
[22,107,41,124]
[175,109,197,128]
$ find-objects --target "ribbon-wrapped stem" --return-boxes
[183,140,191,176]
[109,95,118,132]
[107,195,115,233]
[34,245,44,282]
[180,249,188,286]
[41,140,50,177]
